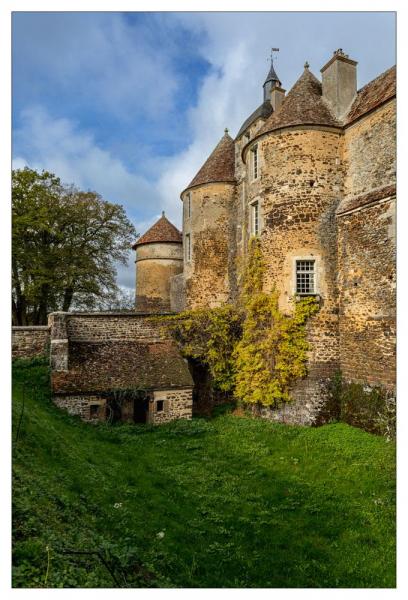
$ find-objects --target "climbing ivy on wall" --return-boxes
[234,238,319,406]
[158,237,319,407]
[158,305,242,393]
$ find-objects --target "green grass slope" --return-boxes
[12,363,396,588]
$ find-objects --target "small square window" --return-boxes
[156,400,164,413]
[296,260,316,294]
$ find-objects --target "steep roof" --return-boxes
[257,66,341,137]
[133,212,182,248]
[51,340,194,394]
[346,65,396,125]
[236,100,273,140]
[264,61,281,87]
[185,131,236,191]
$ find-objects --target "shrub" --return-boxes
[324,373,396,439]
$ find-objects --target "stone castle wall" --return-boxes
[336,99,396,389]
[63,312,164,342]
[342,100,396,199]
[182,182,236,309]
[337,198,396,388]
[235,127,344,424]
[135,242,183,312]
[12,326,50,359]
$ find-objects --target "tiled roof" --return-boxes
[185,131,236,191]
[346,66,396,125]
[236,101,273,140]
[133,213,182,248]
[257,67,341,137]
[51,340,194,394]
[336,184,396,216]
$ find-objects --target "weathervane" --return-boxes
[270,47,280,65]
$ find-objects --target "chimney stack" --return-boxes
[271,86,286,112]
[320,49,357,119]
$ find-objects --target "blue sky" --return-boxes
[12,11,396,290]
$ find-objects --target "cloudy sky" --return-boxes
[12,11,396,291]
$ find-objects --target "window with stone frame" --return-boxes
[296,260,316,294]
[156,400,164,413]
[251,201,260,236]
[185,192,191,219]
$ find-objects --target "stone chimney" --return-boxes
[320,49,357,119]
[271,86,286,112]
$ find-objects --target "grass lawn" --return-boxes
[12,362,396,588]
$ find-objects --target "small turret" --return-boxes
[263,56,282,103]
[132,212,183,313]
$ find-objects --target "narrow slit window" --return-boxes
[251,201,259,236]
[186,193,191,219]
[185,233,191,262]
[156,400,164,413]
[251,144,259,180]
[296,260,316,294]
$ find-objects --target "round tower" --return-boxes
[181,129,236,309]
[133,212,182,313]
[240,61,345,423]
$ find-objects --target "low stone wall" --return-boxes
[12,326,50,359]
[53,395,107,421]
[65,312,167,342]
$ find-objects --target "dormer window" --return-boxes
[251,144,259,181]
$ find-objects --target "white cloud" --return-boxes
[13,106,161,218]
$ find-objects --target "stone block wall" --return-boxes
[135,242,183,312]
[65,312,165,342]
[12,326,50,359]
[53,395,107,421]
[343,100,396,199]
[182,182,236,309]
[151,389,193,424]
[170,272,186,313]
[337,197,396,389]
[236,126,344,424]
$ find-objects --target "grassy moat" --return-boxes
[12,362,396,588]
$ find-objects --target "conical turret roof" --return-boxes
[257,66,341,137]
[264,61,281,87]
[132,212,182,248]
[184,130,236,191]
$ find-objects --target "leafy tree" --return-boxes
[12,168,137,324]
